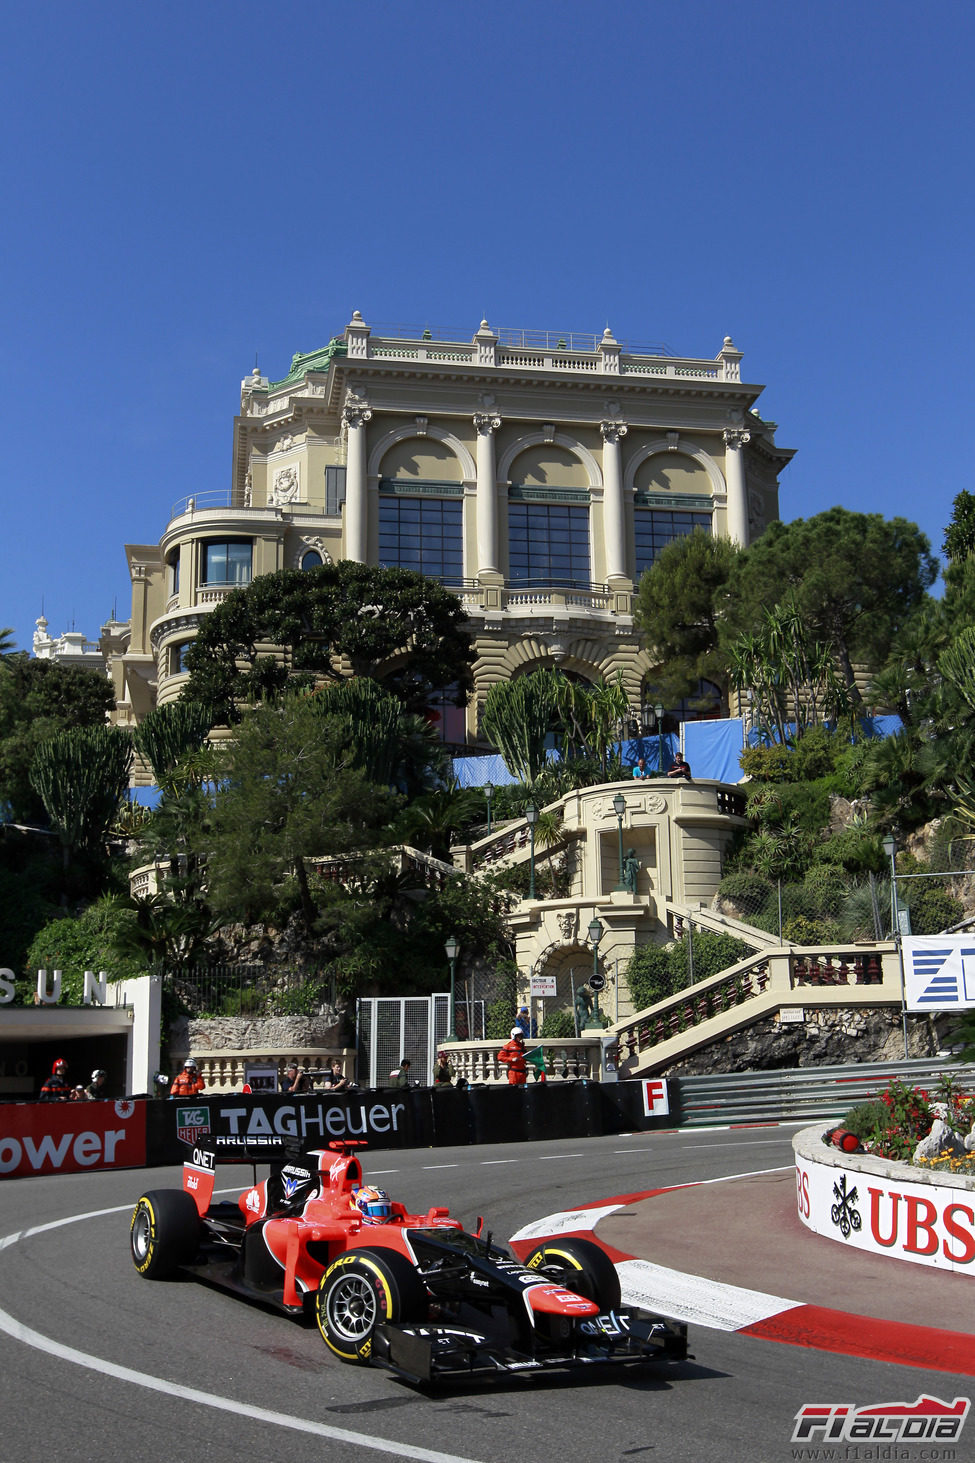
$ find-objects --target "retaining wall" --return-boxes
[794,1123,975,1275]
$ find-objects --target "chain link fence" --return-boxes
[713,860,975,946]
[169,964,336,1018]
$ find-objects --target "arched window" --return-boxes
[300,549,323,571]
[377,439,464,583]
[632,451,713,577]
[507,445,592,588]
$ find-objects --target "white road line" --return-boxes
[481,1159,518,1165]
[538,1153,583,1160]
[0,1214,486,1463]
[422,1164,460,1170]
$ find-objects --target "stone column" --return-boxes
[723,426,751,547]
[600,419,628,581]
[343,398,373,563]
[473,409,501,576]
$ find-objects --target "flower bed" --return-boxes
[793,1076,975,1274]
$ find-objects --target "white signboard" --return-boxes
[903,937,975,1011]
[530,975,557,998]
[641,1078,670,1116]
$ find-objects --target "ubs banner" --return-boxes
[0,1100,147,1178]
[796,1153,975,1274]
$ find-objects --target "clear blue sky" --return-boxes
[3,0,971,652]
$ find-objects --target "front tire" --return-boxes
[524,1237,622,1310]
[130,1190,201,1279]
[316,1246,425,1364]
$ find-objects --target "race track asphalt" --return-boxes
[591,1165,975,1375]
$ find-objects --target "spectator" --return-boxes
[632,756,650,779]
[432,1051,455,1086]
[512,1006,535,1041]
[169,1059,206,1098]
[39,1058,73,1101]
[668,753,691,778]
[321,1059,349,1092]
[496,1028,528,1086]
[392,1058,412,1089]
[84,1069,109,1100]
[281,1062,312,1094]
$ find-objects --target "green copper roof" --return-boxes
[271,336,348,388]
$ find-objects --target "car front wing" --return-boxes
[371,1305,689,1385]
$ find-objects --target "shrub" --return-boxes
[739,744,794,783]
[791,726,842,781]
[905,885,963,935]
[716,871,773,917]
[801,865,850,919]
[625,943,675,1010]
[782,914,841,945]
[669,931,750,988]
[841,1100,889,1141]
[541,1008,577,1039]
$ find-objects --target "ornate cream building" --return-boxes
[109,314,794,745]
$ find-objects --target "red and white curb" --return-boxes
[509,1186,975,1377]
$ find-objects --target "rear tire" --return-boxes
[524,1237,621,1310]
[130,1190,201,1279]
[316,1246,425,1365]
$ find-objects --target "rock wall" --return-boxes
[169,1011,343,1061]
[660,1008,955,1078]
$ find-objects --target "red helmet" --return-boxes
[53,1058,67,1072]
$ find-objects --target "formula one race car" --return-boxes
[129,1140,688,1384]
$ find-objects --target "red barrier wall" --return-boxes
[0,1100,147,1178]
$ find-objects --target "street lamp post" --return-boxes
[882,835,910,1058]
[444,935,460,1044]
[588,916,604,1025]
[655,702,665,774]
[484,781,493,835]
[526,802,539,900]
[612,791,626,890]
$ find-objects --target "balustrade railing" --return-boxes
[444,1038,600,1086]
[612,943,898,1070]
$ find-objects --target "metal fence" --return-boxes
[675,1056,975,1128]
[169,965,336,1018]
[356,995,451,1088]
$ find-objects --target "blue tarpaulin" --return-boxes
[683,719,745,783]
[448,714,906,790]
[128,786,163,808]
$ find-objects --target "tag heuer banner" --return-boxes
[904,937,975,1011]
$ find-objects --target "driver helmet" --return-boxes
[91,1069,106,1081]
[353,1185,392,1221]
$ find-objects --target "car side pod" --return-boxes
[525,1284,600,1317]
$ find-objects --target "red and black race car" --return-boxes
[129,1139,688,1384]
